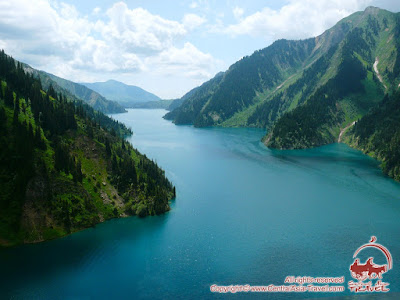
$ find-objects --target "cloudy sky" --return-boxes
[0,0,399,98]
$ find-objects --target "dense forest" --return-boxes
[165,39,316,127]
[344,92,400,181]
[0,50,175,246]
[247,43,339,128]
[265,27,379,148]
[265,10,398,149]
[166,7,399,141]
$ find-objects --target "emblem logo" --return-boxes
[348,236,392,293]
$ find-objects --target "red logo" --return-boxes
[348,236,392,293]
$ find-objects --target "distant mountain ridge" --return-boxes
[82,80,161,107]
[22,66,126,114]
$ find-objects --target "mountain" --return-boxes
[164,71,225,124]
[82,80,161,107]
[130,99,173,109]
[343,91,400,181]
[23,66,126,114]
[129,98,184,110]
[265,7,399,149]
[0,50,175,246]
[166,7,400,142]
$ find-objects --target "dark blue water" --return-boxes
[1,109,399,299]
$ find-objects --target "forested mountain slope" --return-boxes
[265,7,399,149]
[166,7,399,139]
[0,51,175,247]
[343,92,400,181]
[23,66,126,114]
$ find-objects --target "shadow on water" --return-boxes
[0,213,170,293]
[268,143,380,170]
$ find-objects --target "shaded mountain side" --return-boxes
[130,100,173,109]
[167,98,185,111]
[129,98,184,110]
[0,50,175,247]
[82,80,161,107]
[164,8,363,127]
[166,7,399,138]
[164,71,225,124]
[165,38,318,127]
[22,66,126,114]
[343,92,400,181]
[265,8,399,149]
[247,42,340,128]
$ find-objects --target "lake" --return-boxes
[1,109,399,299]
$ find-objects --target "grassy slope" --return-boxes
[265,8,397,149]
[0,87,173,247]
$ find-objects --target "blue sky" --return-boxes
[0,0,399,98]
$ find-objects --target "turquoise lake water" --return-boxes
[1,109,399,299]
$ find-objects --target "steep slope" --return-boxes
[42,72,126,114]
[343,92,400,181]
[82,80,161,107]
[23,66,126,114]
[266,7,399,149]
[165,39,318,127]
[164,71,225,124]
[0,51,175,247]
[166,7,398,134]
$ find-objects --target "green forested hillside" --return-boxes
[24,67,126,114]
[166,7,399,140]
[266,8,399,149]
[164,8,362,127]
[164,71,225,124]
[343,92,400,181]
[165,39,317,126]
[0,51,175,247]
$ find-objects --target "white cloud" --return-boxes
[147,42,220,79]
[232,7,244,19]
[224,0,373,40]
[183,13,207,30]
[188,0,211,12]
[0,0,219,97]
[93,7,101,15]
[97,3,187,54]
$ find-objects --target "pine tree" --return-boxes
[105,139,111,157]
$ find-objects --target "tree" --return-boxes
[105,139,111,157]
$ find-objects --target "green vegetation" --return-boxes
[24,67,126,114]
[344,92,400,181]
[164,72,225,124]
[0,50,175,247]
[265,8,398,149]
[130,98,184,110]
[165,38,317,127]
[166,7,399,152]
[164,7,400,182]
